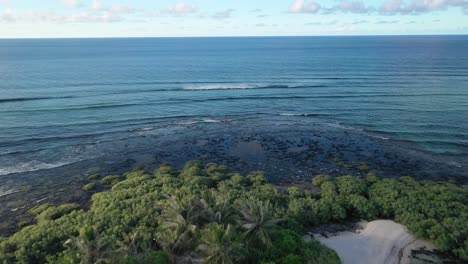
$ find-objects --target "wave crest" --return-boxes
[183,84,315,91]
[279,113,320,117]
[177,119,230,125]
[0,160,80,176]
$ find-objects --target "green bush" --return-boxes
[101,175,121,186]
[365,172,380,183]
[124,169,149,180]
[356,162,370,172]
[248,171,268,186]
[35,204,81,222]
[18,221,30,228]
[336,175,366,195]
[151,251,171,264]
[88,174,100,180]
[28,203,53,216]
[312,175,331,187]
[82,182,97,192]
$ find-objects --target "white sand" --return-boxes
[314,220,434,264]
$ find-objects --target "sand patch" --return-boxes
[313,220,435,264]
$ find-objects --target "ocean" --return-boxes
[0,36,467,177]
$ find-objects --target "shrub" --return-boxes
[149,250,171,264]
[101,175,121,186]
[312,175,331,187]
[180,160,203,178]
[124,169,149,179]
[82,182,97,192]
[336,175,366,195]
[18,221,30,228]
[248,171,268,186]
[366,172,380,183]
[28,203,53,216]
[88,174,100,180]
[36,204,81,222]
[356,162,370,172]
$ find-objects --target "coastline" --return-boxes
[0,119,466,236]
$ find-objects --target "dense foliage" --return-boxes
[0,161,466,263]
[0,162,339,264]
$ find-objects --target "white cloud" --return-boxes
[255,23,278,27]
[380,0,468,14]
[163,3,197,15]
[290,0,321,13]
[213,9,234,19]
[290,0,371,14]
[331,1,372,13]
[375,19,399,24]
[110,5,136,15]
[381,0,404,13]
[305,20,338,26]
[351,19,368,24]
[62,0,81,9]
[289,0,468,15]
[91,0,104,11]
[1,8,15,22]
[331,25,357,33]
[0,1,139,24]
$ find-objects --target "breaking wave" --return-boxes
[183,84,321,90]
[279,113,321,117]
[0,159,82,176]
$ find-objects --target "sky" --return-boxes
[0,0,467,38]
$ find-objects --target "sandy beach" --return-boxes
[313,220,435,264]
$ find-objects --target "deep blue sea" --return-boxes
[0,36,467,176]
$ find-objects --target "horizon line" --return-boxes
[1,33,467,40]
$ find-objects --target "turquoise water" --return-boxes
[0,36,467,176]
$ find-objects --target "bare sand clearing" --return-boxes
[314,220,434,264]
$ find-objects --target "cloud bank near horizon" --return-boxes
[0,0,467,37]
[289,0,468,15]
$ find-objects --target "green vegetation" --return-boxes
[100,175,121,186]
[332,159,371,173]
[82,182,97,192]
[17,221,30,228]
[0,161,466,263]
[355,162,370,172]
[88,174,100,180]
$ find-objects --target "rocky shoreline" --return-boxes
[0,119,466,236]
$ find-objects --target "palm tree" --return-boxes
[115,231,141,258]
[157,213,198,255]
[156,193,206,255]
[201,189,239,225]
[239,200,283,248]
[63,226,111,264]
[199,224,245,264]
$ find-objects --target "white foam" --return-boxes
[0,160,77,176]
[279,113,319,117]
[325,122,363,132]
[177,119,226,125]
[184,84,259,90]
[0,188,18,198]
[202,119,223,123]
[370,135,390,140]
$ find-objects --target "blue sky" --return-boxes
[1,0,467,38]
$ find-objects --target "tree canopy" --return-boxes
[0,161,466,263]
